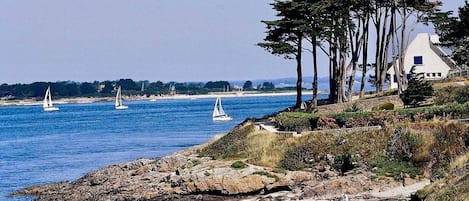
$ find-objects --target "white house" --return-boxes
[388,33,459,89]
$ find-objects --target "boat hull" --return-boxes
[115,105,128,110]
[43,107,59,112]
[212,115,232,121]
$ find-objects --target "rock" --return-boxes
[156,155,191,172]
[11,142,419,201]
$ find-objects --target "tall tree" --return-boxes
[295,0,322,110]
[431,1,469,67]
[393,0,441,94]
[259,0,305,108]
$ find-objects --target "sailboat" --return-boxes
[212,97,232,121]
[43,86,59,112]
[115,86,128,110]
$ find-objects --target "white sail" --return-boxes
[218,98,226,115]
[115,86,128,110]
[43,86,59,111]
[115,86,121,107]
[212,97,221,117]
[212,97,232,121]
[43,87,50,108]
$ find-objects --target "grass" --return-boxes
[370,155,422,179]
[245,132,298,167]
[416,153,469,201]
[231,161,248,169]
[199,105,468,201]
[253,171,279,181]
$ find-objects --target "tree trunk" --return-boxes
[399,7,408,92]
[295,35,303,109]
[360,16,370,98]
[312,37,318,110]
[329,38,338,103]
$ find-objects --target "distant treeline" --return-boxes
[0,79,279,99]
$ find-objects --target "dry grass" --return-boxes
[432,77,469,89]
[450,152,469,171]
[245,131,288,167]
[412,130,434,165]
[417,152,469,201]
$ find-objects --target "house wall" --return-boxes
[389,33,452,89]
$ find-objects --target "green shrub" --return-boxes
[388,128,429,166]
[231,161,248,169]
[378,102,394,110]
[275,112,314,131]
[344,103,362,112]
[370,156,421,179]
[272,168,287,175]
[434,86,469,105]
[400,66,434,108]
[331,153,355,175]
[279,143,317,170]
[191,159,201,166]
[253,171,279,181]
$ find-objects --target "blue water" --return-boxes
[0,95,322,200]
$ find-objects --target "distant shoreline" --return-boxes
[0,90,327,107]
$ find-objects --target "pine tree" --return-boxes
[399,66,433,108]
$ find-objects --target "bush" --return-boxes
[345,117,368,128]
[275,112,314,131]
[231,161,248,169]
[378,102,395,110]
[368,112,404,127]
[388,128,432,166]
[331,153,355,175]
[316,116,339,130]
[344,103,362,112]
[434,86,469,105]
[279,144,316,170]
[370,156,421,179]
[400,66,434,107]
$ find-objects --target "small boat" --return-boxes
[212,97,232,121]
[43,86,59,112]
[115,86,128,110]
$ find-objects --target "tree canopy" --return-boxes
[259,0,441,107]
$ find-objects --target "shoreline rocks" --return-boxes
[12,143,428,201]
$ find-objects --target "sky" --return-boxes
[0,0,464,84]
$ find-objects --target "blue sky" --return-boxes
[0,0,464,84]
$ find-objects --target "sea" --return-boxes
[0,94,325,200]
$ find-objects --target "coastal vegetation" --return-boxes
[7,1,469,200]
[259,0,467,110]
[197,83,468,200]
[0,79,280,100]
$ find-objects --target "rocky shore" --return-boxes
[12,136,428,201]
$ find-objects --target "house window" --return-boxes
[414,56,423,65]
[426,73,430,77]
[432,73,436,77]
[438,72,442,77]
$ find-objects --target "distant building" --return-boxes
[98,83,106,92]
[388,33,460,89]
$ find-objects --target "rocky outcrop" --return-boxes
[12,141,425,201]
